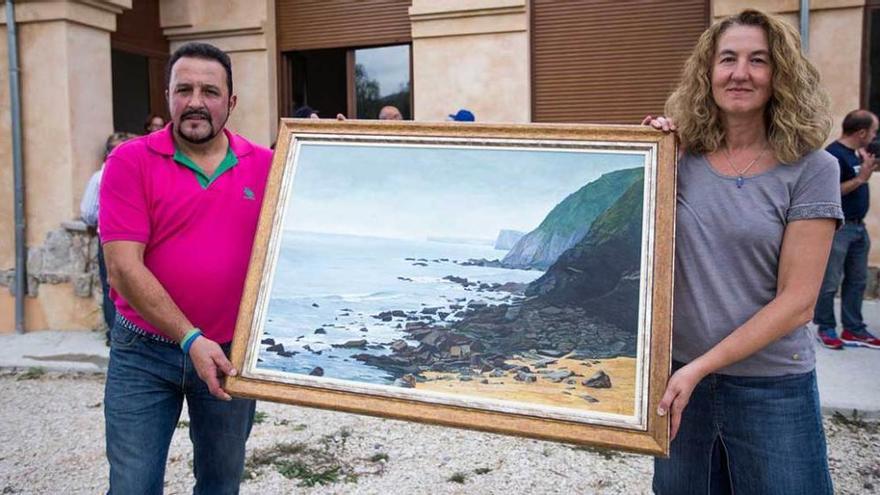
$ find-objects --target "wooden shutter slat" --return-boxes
[531,0,708,124]
[111,0,168,58]
[277,0,412,51]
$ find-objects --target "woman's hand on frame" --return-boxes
[657,362,706,441]
[641,115,677,133]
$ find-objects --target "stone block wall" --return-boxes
[1,221,103,330]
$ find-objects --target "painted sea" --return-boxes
[258,231,542,383]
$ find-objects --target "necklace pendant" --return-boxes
[736,176,745,188]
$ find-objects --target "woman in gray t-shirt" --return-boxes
[645,10,841,494]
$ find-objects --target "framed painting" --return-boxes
[226,120,676,456]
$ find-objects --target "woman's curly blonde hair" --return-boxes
[665,9,831,164]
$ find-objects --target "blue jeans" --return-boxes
[96,243,116,338]
[104,319,256,495]
[653,364,832,494]
[814,222,870,332]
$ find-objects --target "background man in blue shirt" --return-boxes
[815,109,880,349]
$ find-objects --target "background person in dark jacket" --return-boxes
[814,109,880,350]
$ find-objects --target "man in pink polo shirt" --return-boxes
[100,42,272,494]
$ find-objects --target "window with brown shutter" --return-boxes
[531,0,709,124]
[276,0,414,119]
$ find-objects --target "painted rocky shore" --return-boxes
[351,283,636,381]
[355,173,643,384]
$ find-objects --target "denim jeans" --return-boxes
[104,319,256,495]
[653,364,832,495]
[814,222,870,332]
[96,243,116,338]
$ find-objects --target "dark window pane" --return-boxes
[111,49,151,134]
[288,49,348,118]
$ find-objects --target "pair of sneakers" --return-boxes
[816,327,880,350]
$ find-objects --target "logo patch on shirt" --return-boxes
[243,187,255,200]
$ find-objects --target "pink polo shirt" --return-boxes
[99,126,272,344]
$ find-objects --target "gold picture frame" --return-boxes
[226,119,676,456]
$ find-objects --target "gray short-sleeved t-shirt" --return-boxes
[673,150,843,376]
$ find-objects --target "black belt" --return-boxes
[845,218,865,224]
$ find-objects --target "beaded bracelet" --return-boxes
[180,328,203,354]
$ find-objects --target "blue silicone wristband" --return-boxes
[181,329,202,354]
[179,328,200,349]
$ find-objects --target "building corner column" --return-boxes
[0,0,130,332]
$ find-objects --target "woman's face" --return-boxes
[711,25,773,119]
[148,116,165,132]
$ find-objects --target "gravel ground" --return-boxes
[0,371,878,494]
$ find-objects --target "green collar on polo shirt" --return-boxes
[173,146,239,189]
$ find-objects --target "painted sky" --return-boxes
[283,142,644,241]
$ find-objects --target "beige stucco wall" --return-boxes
[161,0,278,145]
[0,283,100,331]
[0,1,125,332]
[24,22,113,244]
[810,8,864,131]
[410,0,530,123]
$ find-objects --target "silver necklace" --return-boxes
[723,145,768,188]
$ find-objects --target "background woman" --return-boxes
[645,9,841,494]
[81,132,139,343]
[144,113,166,133]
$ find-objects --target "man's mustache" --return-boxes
[181,109,212,122]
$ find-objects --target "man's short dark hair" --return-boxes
[842,110,878,135]
[166,42,233,95]
[293,106,318,118]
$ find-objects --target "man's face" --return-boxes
[166,57,236,145]
[861,118,879,148]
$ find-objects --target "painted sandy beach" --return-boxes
[419,356,638,416]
